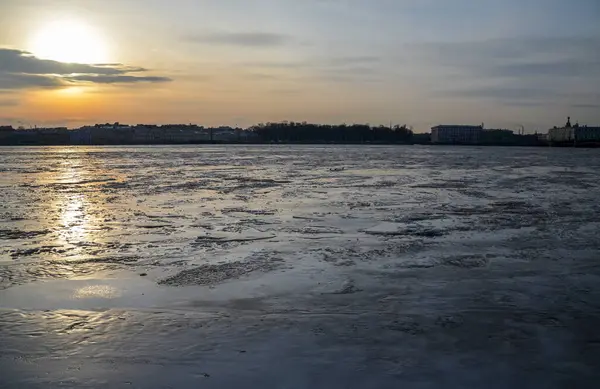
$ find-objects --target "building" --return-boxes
[574,126,600,142]
[548,127,574,142]
[480,129,514,145]
[547,117,600,144]
[1,127,70,145]
[548,117,575,143]
[70,123,214,145]
[0,126,15,144]
[431,124,483,144]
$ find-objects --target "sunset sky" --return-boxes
[1,0,599,131]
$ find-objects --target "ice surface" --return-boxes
[1,145,600,388]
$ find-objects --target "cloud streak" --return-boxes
[0,73,65,89]
[0,48,172,90]
[488,59,600,78]
[241,55,383,84]
[65,75,172,84]
[571,103,600,109]
[417,36,600,107]
[187,32,292,47]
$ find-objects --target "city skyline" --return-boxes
[1,0,599,132]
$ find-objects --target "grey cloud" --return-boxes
[414,36,600,81]
[488,59,600,78]
[316,65,381,84]
[326,74,382,84]
[416,37,600,68]
[0,48,172,90]
[243,55,381,84]
[571,103,600,109]
[448,87,553,100]
[188,32,292,47]
[1,49,128,75]
[0,73,66,89]
[328,66,378,75]
[244,60,307,69]
[328,56,380,66]
[90,63,147,72]
[66,75,172,84]
[245,55,380,69]
[420,36,600,106]
[501,101,550,108]
[446,84,600,109]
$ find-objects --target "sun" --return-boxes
[30,19,109,64]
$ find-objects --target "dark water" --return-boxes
[1,145,599,388]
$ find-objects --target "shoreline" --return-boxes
[2,141,598,148]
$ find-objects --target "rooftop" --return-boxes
[432,125,484,130]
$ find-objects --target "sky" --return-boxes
[0,0,599,132]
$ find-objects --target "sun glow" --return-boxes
[30,19,109,64]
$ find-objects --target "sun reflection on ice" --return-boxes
[50,152,103,257]
[73,285,121,299]
[59,193,88,245]
[56,158,89,248]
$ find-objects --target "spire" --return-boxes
[566,116,572,128]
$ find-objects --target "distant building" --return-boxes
[574,126,600,142]
[548,117,575,142]
[537,133,548,143]
[480,129,514,144]
[548,127,574,142]
[547,117,600,144]
[431,124,483,144]
[1,127,70,145]
[0,126,15,144]
[70,123,213,145]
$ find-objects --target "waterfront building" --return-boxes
[431,124,483,144]
[574,126,600,142]
[548,117,600,144]
[548,117,575,142]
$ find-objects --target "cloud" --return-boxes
[245,55,380,69]
[1,49,130,75]
[571,103,600,109]
[502,101,550,108]
[243,60,307,69]
[187,32,292,47]
[243,73,279,81]
[447,87,553,100]
[0,48,172,90]
[446,83,600,109]
[65,75,172,84]
[241,55,382,84]
[317,65,381,84]
[0,72,65,89]
[417,36,600,106]
[487,59,600,78]
[327,56,380,66]
[415,37,600,68]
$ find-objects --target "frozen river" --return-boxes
[1,145,599,388]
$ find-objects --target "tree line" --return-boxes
[249,121,413,143]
